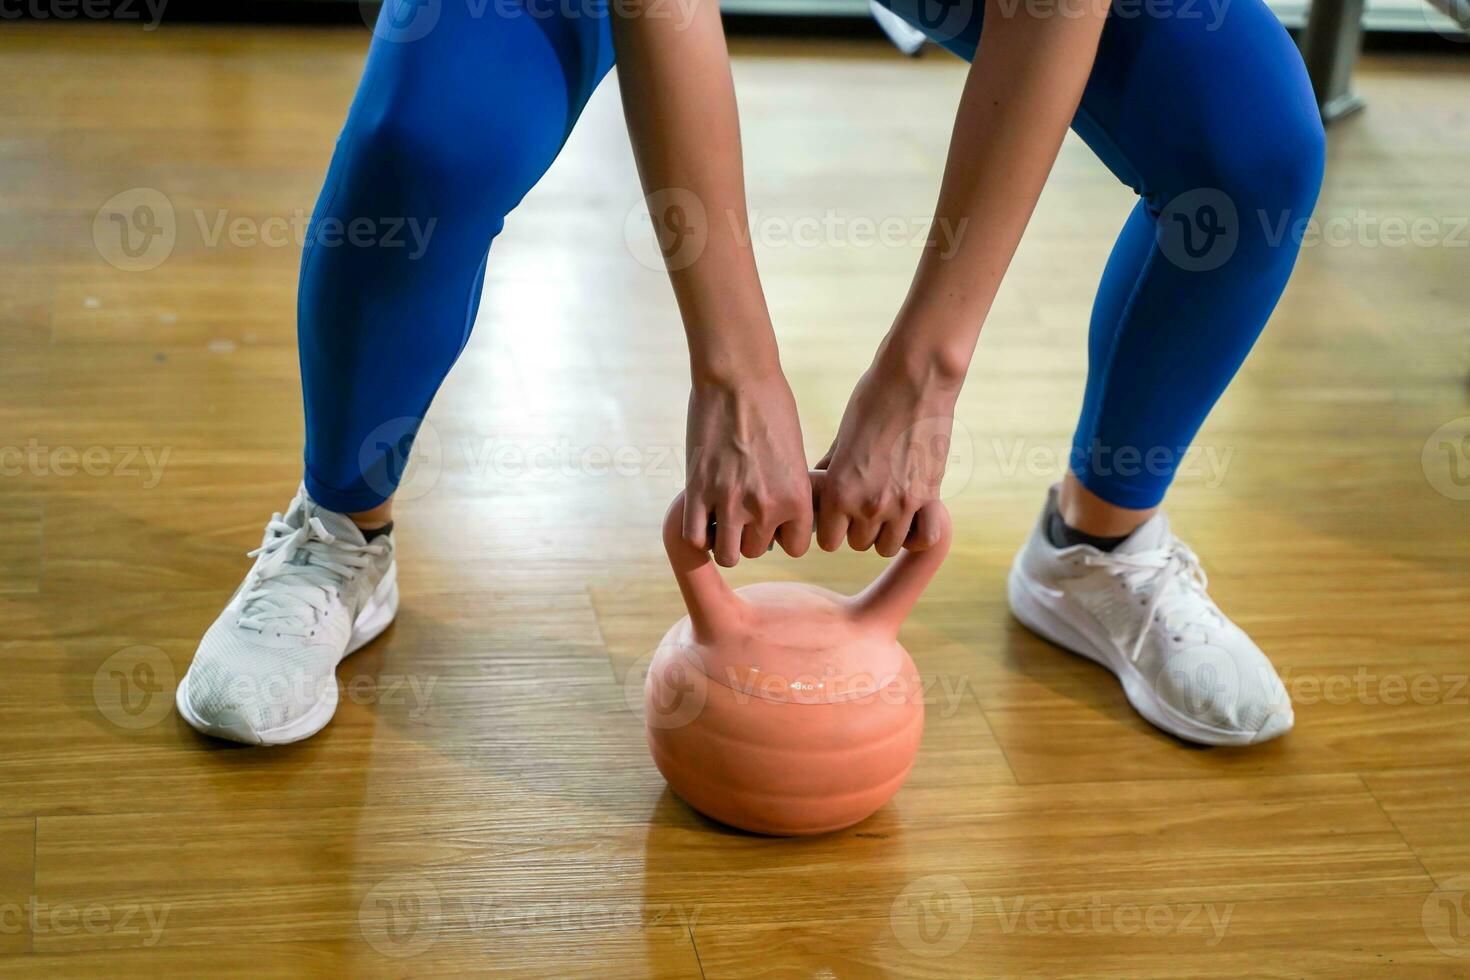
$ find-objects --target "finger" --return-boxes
[741,520,777,560]
[776,505,814,558]
[847,517,881,553]
[875,511,915,558]
[905,502,945,552]
[813,444,835,470]
[815,492,849,553]
[713,507,744,568]
[682,494,711,551]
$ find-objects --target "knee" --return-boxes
[1207,106,1326,220]
[1247,107,1325,215]
[349,107,489,192]
[344,96,558,212]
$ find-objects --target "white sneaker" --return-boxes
[175,486,398,746]
[1007,487,1293,746]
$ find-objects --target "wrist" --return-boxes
[689,344,785,391]
[875,329,971,392]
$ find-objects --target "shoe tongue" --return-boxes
[1112,510,1171,555]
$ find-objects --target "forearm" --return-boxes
[611,0,777,386]
[889,0,1110,380]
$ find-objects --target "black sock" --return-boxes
[359,521,394,543]
[1044,499,1129,552]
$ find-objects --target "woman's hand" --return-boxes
[685,369,813,567]
[612,0,811,566]
[809,0,1109,560]
[814,339,963,557]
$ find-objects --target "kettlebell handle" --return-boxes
[662,482,952,642]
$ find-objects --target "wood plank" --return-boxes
[0,820,35,955]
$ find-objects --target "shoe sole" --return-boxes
[1006,561,1290,747]
[175,563,400,746]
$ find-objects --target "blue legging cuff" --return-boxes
[303,468,392,515]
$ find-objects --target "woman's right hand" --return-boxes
[684,370,813,567]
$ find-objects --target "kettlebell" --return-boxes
[644,489,951,836]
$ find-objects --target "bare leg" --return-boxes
[1058,470,1156,539]
[348,498,393,531]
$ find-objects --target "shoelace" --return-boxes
[236,510,385,638]
[1081,537,1223,663]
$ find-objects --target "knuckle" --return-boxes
[779,492,809,515]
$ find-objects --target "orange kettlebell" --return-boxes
[644,490,951,836]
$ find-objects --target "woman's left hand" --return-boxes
[814,341,964,557]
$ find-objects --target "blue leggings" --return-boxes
[299,0,1325,513]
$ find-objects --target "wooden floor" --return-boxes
[2,21,1469,978]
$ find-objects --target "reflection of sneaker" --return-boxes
[1007,488,1293,746]
[175,486,397,746]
